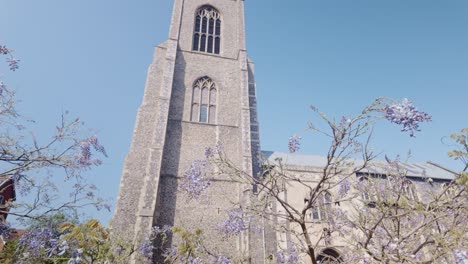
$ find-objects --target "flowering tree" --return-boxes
[174,97,467,264]
[0,43,108,232]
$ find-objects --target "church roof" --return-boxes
[261,151,457,181]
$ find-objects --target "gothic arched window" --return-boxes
[307,192,332,221]
[193,6,221,54]
[191,77,217,124]
[317,248,343,264]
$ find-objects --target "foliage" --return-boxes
[0,42,108,226]
[1,216,135,264]
[448,128,468,186]
[174,97,466,264]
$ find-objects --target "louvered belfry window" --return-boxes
[191,77,217,124]
[193,6,221,54]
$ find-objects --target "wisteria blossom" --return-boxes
[204,143,222,159]
[338,179,351,198]
[384,98,431,137]
[288,135,301,153]
[138,239,155,262]
[219,208,247,236]
[76,135,108,166]
[0,221,11,238]
[276,246,299,264]
[138,225,172,262]
[454,250,468,264]
[180,159,211,199]
[215,256,232,264]
[17,226,59,259]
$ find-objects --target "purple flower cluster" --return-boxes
[138,239,155,261]
[138,225,172,262]
[338,179,351,198]
[215,256,232,264]
[46,238,70,257]
[76,136,107,166]
[180,159,211,199]
[219,208,247,236]
[7,58,20,71]
[0,45,10,55]
[454,250,467,264]
[0,222,11,238]
[204,143,222,159]
[288,135,301,153]
[67,248,84,264]
[18,226,58,258]
[276,246,299,264]
[0,44,19,71]
[384,98,431,137]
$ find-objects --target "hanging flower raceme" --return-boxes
[276,246,299,264]
[338,179,351,198]
[383,98,431,137]
[219,208,247,236]
[288,135,301,153]
[180,159,211,199]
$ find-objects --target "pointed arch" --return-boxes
[307,191,333,221]
[317,248,343,264]
[191,76,217,124]
[192,5,221,54]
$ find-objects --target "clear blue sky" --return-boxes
[1,0,467,225]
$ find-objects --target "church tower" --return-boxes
[111,0,267,262]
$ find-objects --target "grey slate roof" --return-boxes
[261,151,457,181]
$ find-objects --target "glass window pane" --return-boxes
[193,34,200,51]
[214,37,220,54]
[210,89,216,104]
[193,87,200,102]
[209,18,214,34]
[200,35,206,52]
[195,16,201,32]
[202,17,207,33]
[201,88,208,104]
[209,106,216,123]
[191,104,199,121]
[312,208,320,220]
[200,105,208,123]
[215,20,221,35]
[320,209,327,220]
[207,36,213,53]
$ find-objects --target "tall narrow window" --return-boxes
[191,77,217,124]
[308,192,332,221]
[192,6,221,54]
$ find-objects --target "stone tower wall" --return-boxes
[112,0,270,262]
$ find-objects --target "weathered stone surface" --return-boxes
[111,0,272,263]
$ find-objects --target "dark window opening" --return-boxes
[192,6,221,55]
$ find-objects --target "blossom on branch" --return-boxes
[288,135,301,153]
[219,208,247,236]
[384,98,431,137]
[180,159,211,199]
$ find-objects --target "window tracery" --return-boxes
[191,77,217,124]
[307,192,332,221]
[317,248,343,264]
[193,6,221,54]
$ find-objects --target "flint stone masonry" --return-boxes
[111,0,270,262]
